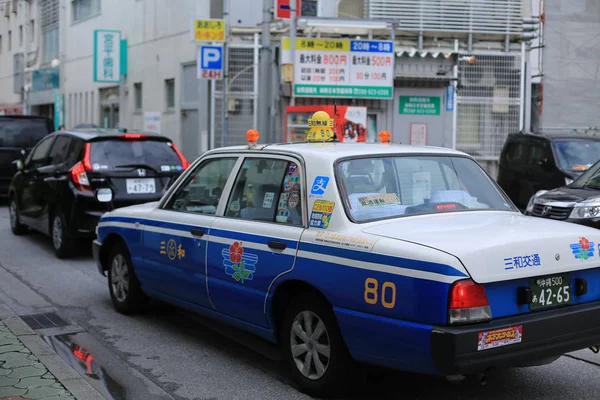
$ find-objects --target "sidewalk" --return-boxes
[0,321,74,400]
[0,305,104,400]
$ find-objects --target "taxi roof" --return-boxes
[208,142,467,162]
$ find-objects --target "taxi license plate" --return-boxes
[126,178,156,194]
[529,273,571,310]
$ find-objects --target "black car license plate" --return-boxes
[529,274,571,310]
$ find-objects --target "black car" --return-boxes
[0,115,53,197]
[8,128,190,258]
[525,158,600,228]
[497,131,600,211]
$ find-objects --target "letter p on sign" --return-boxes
[198,45,223,80]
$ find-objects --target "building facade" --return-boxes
[1,0,542,175]
[532,0,600,131]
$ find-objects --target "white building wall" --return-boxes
[62,0,210,144]
[0,0,41,109]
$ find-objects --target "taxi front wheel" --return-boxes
[108,243,146,314]
[282,296,355,398]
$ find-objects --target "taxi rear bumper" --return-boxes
[431,300,600,375]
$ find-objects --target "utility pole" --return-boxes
[258,0,271,142]
[221,0,229,147]
[289,0,297,106]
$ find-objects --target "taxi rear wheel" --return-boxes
[281,295,354,398]
[108,243,146,314]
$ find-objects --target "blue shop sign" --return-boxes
[32,67,59,92]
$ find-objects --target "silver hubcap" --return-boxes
[9,201,17,229]
[111,255,129,303]
[52,217,63,250]
[290,310,331,380]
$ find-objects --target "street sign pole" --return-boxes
[259,0,272,142]
[289,0,297,106]
[221,0,229,147]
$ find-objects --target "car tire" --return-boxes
[9,197,28,236]
[107,242,147,314]
[51,212,74,259]
[281,295,355,398]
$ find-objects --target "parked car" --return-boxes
[497,131,600,210]
[0,115,53,197]
[8,128,190,258]
[525,157,600,227]
[94,131,600,398]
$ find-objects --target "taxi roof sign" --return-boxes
[306,111,335,142]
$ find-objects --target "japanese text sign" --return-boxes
[192,19,225,42]
[93,30,122,83]
[281,38,394,99]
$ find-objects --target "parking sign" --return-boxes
[198,45,223,80]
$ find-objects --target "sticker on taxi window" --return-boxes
[357,193,401,208]
[310,176,330,197]
[263,192,275,208]
[310,200,335,229]
[288,192,300,209]
[477,326,522,351]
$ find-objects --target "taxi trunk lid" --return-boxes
[362,211,600,284]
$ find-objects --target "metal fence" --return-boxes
[456,53,522,160]
[211,35,260,148]
[365,0,524,36]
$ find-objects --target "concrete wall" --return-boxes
[62,0,209,144]
[0,0,41,107]
[540,0,600,128]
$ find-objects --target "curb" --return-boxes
[0,303,105,400]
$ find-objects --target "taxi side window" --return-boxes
[164,157,237,215]
[225,158,302,226]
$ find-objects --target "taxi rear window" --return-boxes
[336,155,514,222]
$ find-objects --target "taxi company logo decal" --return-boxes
[570,237,595,260]
[160,239,186,260]
[477,326,523,351]
[222,242,258,283]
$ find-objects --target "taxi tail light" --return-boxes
[170,143,190,170]
[448,280,492,324]
[70,143,91,190]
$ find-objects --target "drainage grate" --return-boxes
[21,312,69,330]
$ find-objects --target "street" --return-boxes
[2,205,600,400]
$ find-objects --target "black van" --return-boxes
[497,131,600,211]
[0,116,53,197]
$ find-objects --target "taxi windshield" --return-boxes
[336,155,514,222]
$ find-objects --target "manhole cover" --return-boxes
[21,312,69,330]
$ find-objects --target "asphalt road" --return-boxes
[2,205,600,400]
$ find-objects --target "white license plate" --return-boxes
[126,178,156,194]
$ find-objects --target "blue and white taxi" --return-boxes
[93,127,600,397]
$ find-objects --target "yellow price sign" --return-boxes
[193,19,225,42]
[306,111,335,142]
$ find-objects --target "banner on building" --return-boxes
[281,38,394,99]
[94,30,122,83]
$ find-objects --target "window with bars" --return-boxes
[41,0,59,63]
[72,0,101,22]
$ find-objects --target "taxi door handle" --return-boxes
[268,240,287,251]
[190,228,205,237]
